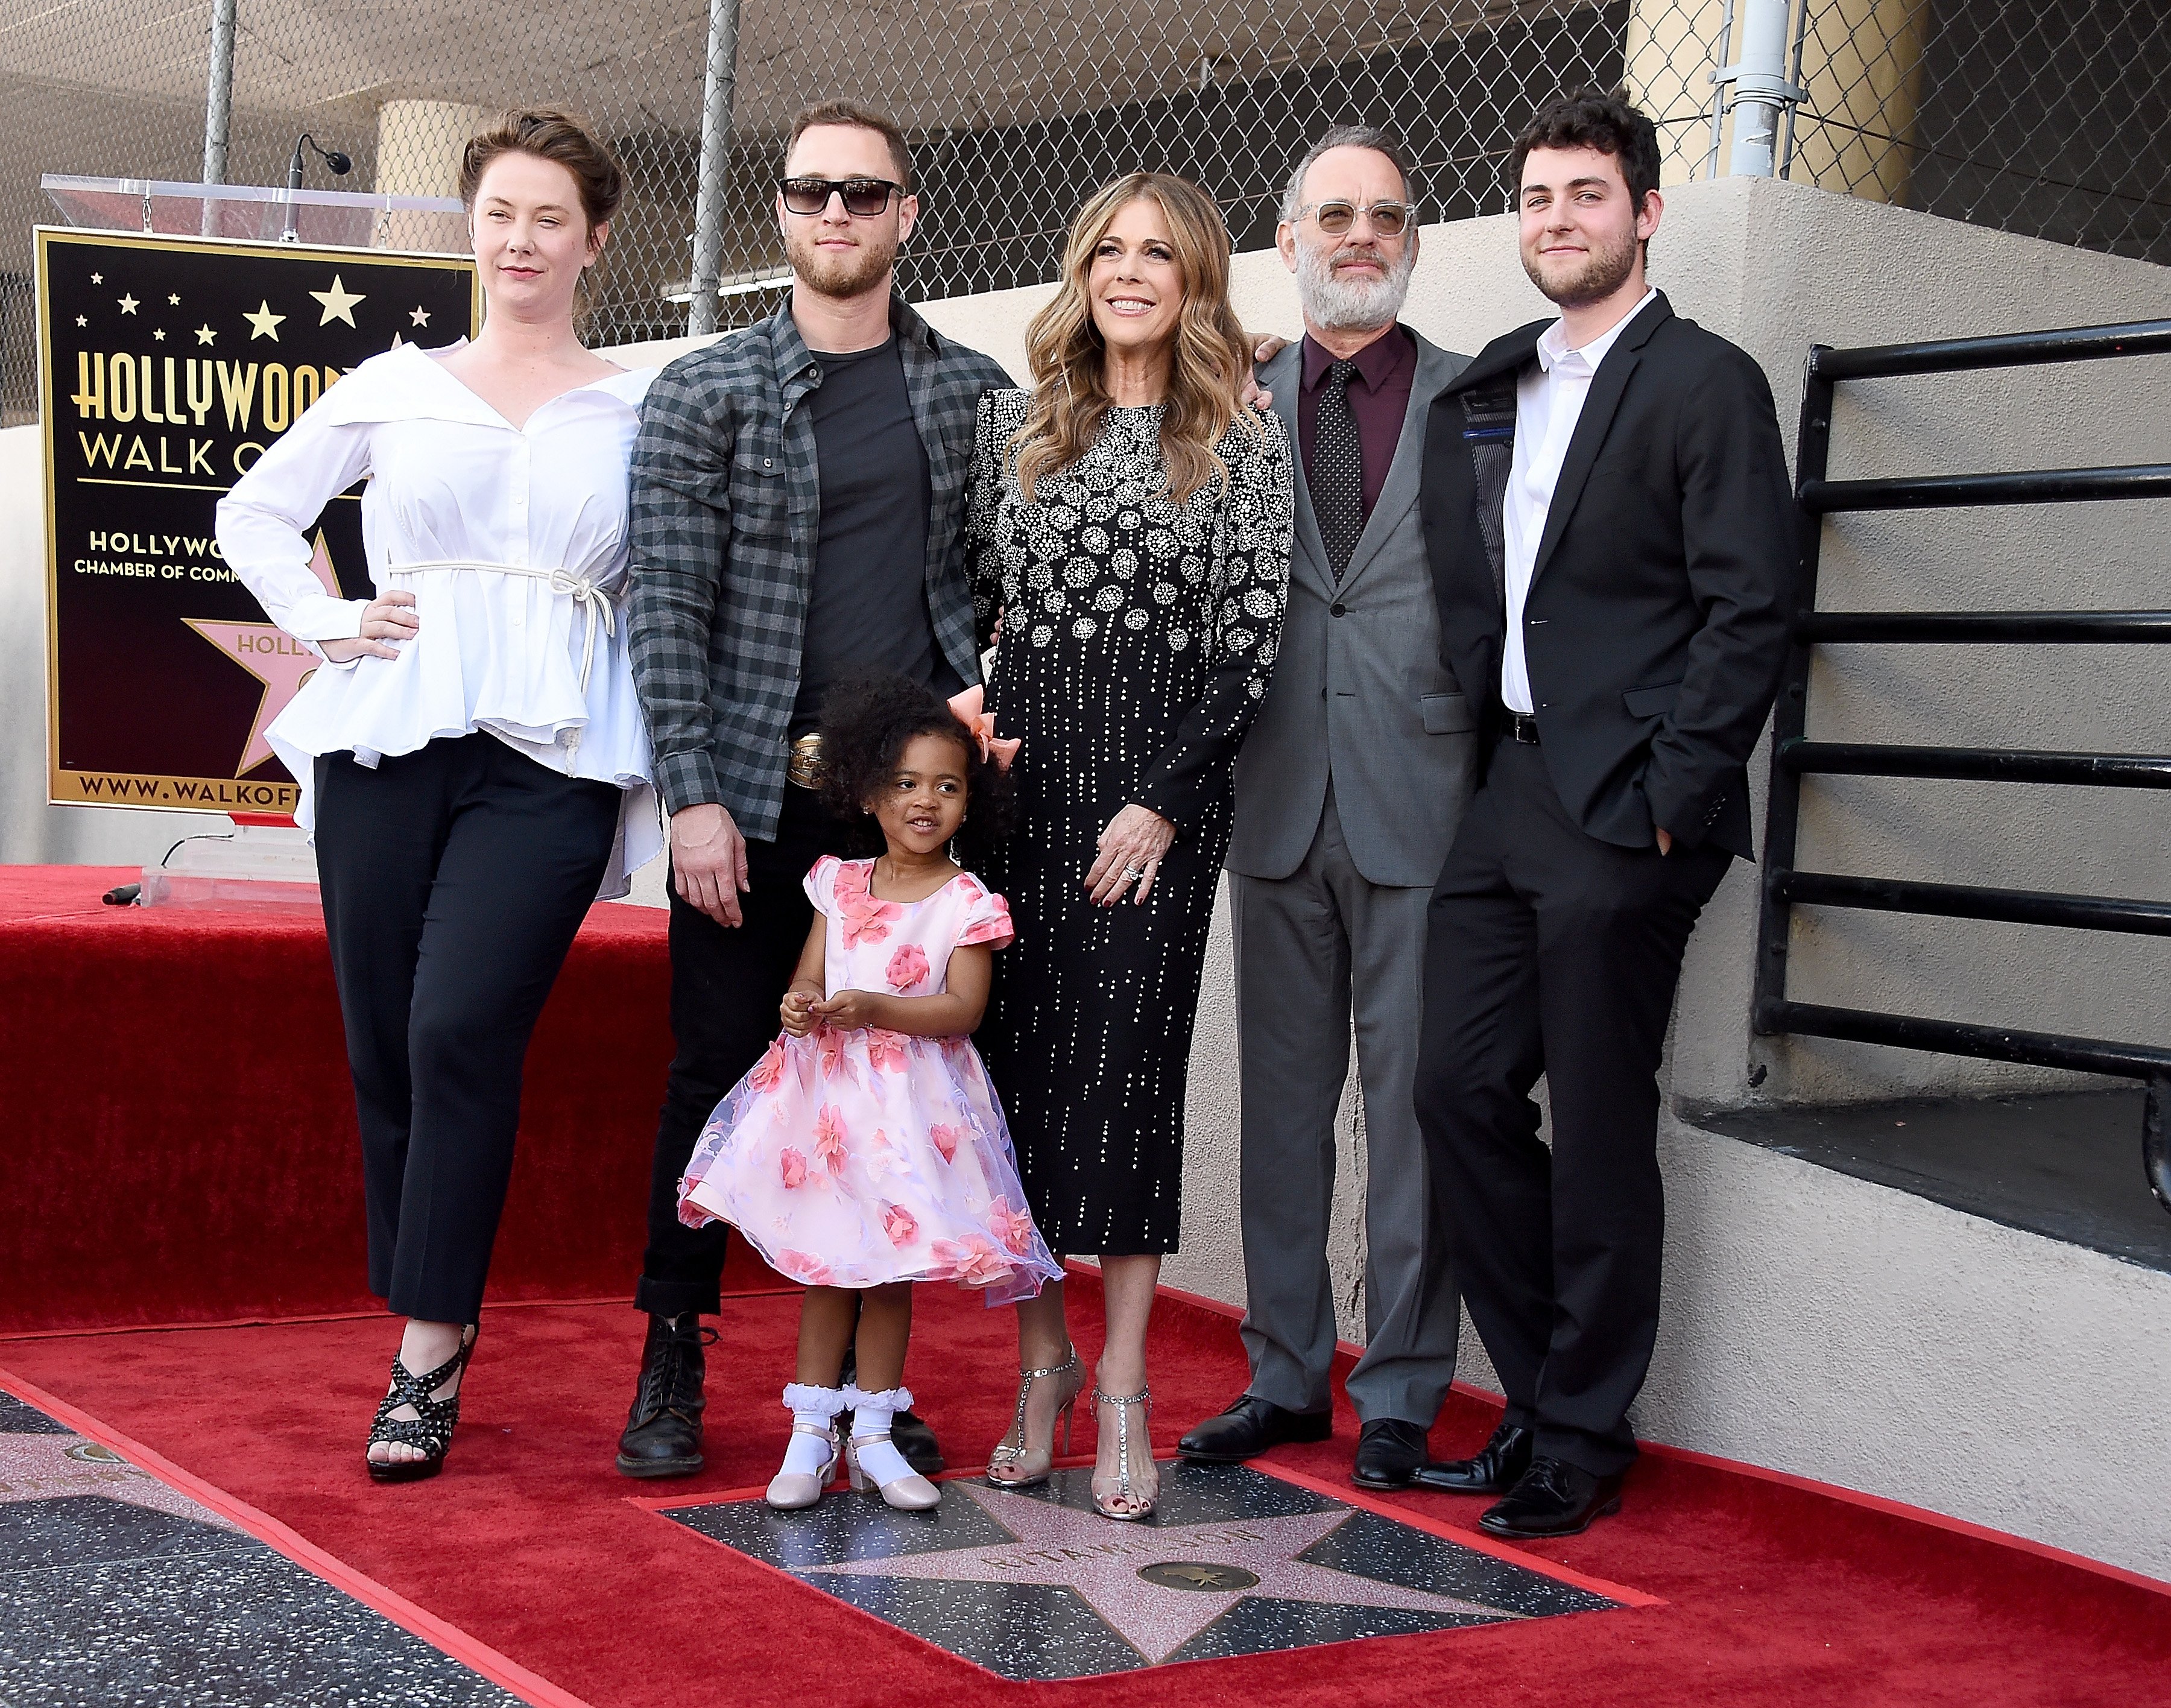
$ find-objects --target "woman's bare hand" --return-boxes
[320,590,419,662]
[1086,803,1177,906]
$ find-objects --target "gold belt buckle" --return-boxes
[787,733,826,789]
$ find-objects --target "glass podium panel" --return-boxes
[41,176,465,253]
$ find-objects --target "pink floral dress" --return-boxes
[677,856,1063,1305]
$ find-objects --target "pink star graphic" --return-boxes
[184,530,341,776]
[806,1482,1523,1664]
[0,1432,235,1530]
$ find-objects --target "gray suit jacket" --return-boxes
[1228,329,1477,887]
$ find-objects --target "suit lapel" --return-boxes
[1529,293,1672,586]
[1265,343,1334,596]
[1335,336,1457,596]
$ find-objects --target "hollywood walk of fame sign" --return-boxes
[37,228,477,815]
[659,1461,1643,1680]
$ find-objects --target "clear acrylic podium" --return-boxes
[41,174,464,251]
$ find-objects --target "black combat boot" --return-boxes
[616,1311,714,1479]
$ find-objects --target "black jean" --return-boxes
[635,783,850,1318]
[315,733,619,1326]
[1412,738,1730,1476]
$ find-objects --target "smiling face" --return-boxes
[778,122,918,303]
[469,151,602,323]
[869,731,970,858]
[1086,196,1185,360]
[1278,144,1418,335]
[1517,144,1658,312]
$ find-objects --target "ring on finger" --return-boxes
[1121,863,1145,881]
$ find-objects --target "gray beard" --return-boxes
[1295,239,1415,334]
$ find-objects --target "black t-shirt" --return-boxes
[789,337,958,735]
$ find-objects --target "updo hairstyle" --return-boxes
[458,109,626,238]
[817,673,1018,861]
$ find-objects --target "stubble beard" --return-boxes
[785,224,898,302]
[1295,238,1416,334]
[1522,221,1639,311]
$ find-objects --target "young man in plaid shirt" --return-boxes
[617,100,1011,1478]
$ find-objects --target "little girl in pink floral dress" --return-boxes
[678,674,1060,1513]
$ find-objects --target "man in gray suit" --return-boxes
[1178,126,1476,1489]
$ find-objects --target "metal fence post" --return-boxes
[1724,0,1801,178]
[201,0,236,185]
[686,0,743,339]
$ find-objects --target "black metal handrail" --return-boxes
[1752,317,2171,1216]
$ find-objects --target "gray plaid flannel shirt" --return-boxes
[627,295,1012,839]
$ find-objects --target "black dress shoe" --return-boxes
[1477,1456,1625,1539]
[1411,1423,1535,1495]
[1177,1394,1333,1463]
[1351,1419,1430,1490]
[616,1311,714,1479]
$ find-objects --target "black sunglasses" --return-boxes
[779,176,906,217]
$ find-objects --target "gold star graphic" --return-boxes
[153,328,166,341]
[168,293,181,305]
[195,324,216,345]
[409,305,431,327]
[309,274,366,327]
[244,300,285,341]
[117,293,139,314]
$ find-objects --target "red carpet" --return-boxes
[0,865,779,1333]
[5,1274,2167,1708]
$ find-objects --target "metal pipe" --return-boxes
[1725,0,1796,177]
[1812,318,2171,381]
[1800,610,2171,644]
[1753,999,2171,1080]
[1800,464,2171,512]
[1774,870,2171,936]
[201,0,237,185]
[686,0,743,339]
[1780,740,2171,789]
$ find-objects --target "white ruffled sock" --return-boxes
[843,1384,917,1487]
[779,1382,846,1478]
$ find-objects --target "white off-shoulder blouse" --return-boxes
[216,341,661,896]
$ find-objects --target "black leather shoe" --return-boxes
[1477,1456,1625,1539]
[1177,1394,1333,1463]
[1411,1423,1535,1496]
[1351,1418,1430,1489]
[615,1311,713,1479]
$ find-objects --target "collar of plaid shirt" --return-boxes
[627,289,1013,840]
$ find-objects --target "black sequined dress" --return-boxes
[967,391,1292,1254]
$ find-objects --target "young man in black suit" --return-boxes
[1409,89,1795,1537]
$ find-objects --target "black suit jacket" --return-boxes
[1418,292,1795,859]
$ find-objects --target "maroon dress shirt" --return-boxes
[1297,326,1417,530]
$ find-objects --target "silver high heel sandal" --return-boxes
[1091,1382,1157,1521]
[986,1348,1084,1488]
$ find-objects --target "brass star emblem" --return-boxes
[309,274,366,327]
[244,300,285,341]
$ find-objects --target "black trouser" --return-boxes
[314,733,620,1326]
[635,783,850,1318]
[1413,738,1730,1477]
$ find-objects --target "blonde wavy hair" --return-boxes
[1013,172,1257,507]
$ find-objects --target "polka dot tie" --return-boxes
[1309,359,1364,582]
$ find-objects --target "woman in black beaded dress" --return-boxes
[967,172,1292,1520]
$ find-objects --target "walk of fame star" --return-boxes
[661,1461,1631,1680]
[182,531,343,776]
[0,1426,234,1532]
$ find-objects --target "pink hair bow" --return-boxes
[948,686,1021,772]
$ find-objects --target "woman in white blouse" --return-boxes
[218,111,658,1482]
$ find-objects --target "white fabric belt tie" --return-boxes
[387,558,619,692]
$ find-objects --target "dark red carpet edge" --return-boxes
[6,1273,2168,1708]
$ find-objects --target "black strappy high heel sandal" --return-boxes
[365,1326,477,1484]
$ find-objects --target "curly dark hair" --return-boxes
[815,672,1019,860]
[1509,87,1662,224]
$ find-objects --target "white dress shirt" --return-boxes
[216,342,661,896]
[1499,288,1658,715]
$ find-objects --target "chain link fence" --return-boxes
[1,0,2163,423]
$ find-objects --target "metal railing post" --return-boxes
[1723,0,1801,179]
[686,0,744,339]
[200,0,238,238]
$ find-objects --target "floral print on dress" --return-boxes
[677,856,1058,1306]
